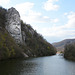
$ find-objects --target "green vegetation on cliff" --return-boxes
[0,28,24,60]
[21,21,56,57]
[64,43,75,61]
[0,7,7,28]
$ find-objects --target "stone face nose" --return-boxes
[6,7,23,44]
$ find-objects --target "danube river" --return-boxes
[0,55,75,75]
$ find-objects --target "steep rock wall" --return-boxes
[6,7,24,44]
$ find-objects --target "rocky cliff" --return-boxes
[6,7,23,44]
[0,7,56,60]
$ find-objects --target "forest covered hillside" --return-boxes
[0,7,56,60]
[64,43,75,61]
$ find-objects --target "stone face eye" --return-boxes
[17,23,20,25]
[11,22,16,25]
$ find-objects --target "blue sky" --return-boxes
[0,0,75,43]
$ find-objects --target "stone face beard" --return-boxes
[6,7,23,44]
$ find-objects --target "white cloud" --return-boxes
[0,0,10,5]
[37,12,75,39]
[39,25,75,40]
[43,16,49,19]
[65,12,75,28]
[15,2,34,15]
[39,26,65,37]
[15,2,39,23]
[64,13,68,16]
[15,2,58,24]
[51,18,59,23]
[43,0,59,11]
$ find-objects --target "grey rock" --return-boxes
[6,7,23,44]
[29,29,34,36]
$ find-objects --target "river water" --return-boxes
[0,55,75,75]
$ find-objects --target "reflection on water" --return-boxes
[0,55,75,75]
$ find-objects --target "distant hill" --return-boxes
[52,39,75,51]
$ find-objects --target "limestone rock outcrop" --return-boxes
[6,7,23,44]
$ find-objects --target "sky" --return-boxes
[0,0,75,43]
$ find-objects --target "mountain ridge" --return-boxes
[52,39,75,51]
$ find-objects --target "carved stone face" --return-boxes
[9,15,21,35]
[9,22,20,35]
[6,7,23,44]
